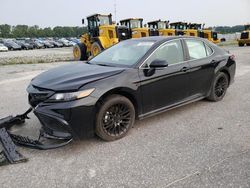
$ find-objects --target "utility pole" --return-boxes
[114,0,117,23]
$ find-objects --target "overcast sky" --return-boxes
[1,0,249,28]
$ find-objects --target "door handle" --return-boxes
[181,67,190,72]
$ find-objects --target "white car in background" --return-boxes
[0,43,8,52]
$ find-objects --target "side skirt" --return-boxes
[138,96,205,120]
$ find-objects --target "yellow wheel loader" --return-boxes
[169,22,188,36]
[73,14,130,60]
[238,25,250,47]
[185,23,203,37]
[120,18,149,38]
[147,20,175,36]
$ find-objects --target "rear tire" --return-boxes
[207,72,229,102]
[95,95,135,141]
[247,43,250,46]
[73,43,88,61]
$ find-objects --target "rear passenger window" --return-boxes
[205,44,213,56]
[186,40,207,60]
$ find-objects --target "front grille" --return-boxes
[176,30,184,36]
[149,29,159,36]
[198,31,204,38]
[116,26,131,41]
[27,85,54,107]
[241,32,249,39]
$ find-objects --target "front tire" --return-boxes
[207,72,229,102]
[96,95,135,141]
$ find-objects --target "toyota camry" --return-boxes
[27,36,236,141]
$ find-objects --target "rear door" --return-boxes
[183,39,215,97]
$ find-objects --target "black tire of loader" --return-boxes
[75,43,88,61]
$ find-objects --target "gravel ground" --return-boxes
[0,46,250,187]
[0,47,74,65]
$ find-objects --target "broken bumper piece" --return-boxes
[0,108,72,166]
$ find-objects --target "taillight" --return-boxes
[229,54,235,61]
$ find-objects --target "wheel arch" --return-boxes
[218,68,231,86]
[95,87,139,118]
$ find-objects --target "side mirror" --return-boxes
[149,59,168,68]
[82,19,85,25]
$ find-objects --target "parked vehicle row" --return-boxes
[0,37,79,52]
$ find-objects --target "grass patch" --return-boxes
[0,58,74,66]
[218,40,238,47]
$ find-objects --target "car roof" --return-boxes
[129,36,201,43]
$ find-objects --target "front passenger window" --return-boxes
[144,40,184,67]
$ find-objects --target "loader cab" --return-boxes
[85,14,113,38]
[170,22,188,36]
[238,24,250,46]
[120,18,149,38]
[148,20,167,36]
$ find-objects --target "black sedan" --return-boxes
[27,36,236,141]
[25,40,44,49]
[3,40,22,50]
[15,40,34,50]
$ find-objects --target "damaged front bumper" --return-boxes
[33,95,97,140]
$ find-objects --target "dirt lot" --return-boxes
[0,47,74,65]
[0,46,250,187]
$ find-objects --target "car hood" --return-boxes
[30,62,125,91]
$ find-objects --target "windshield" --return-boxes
[158,22,166,29]
[89,40,155,67]
[130,20,142,29]
[98,16,111,26]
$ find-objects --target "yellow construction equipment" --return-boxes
[120,18,149,38]
[185,23,203,37]
[199,29,220,44]
[169,22,188,36]
[73,13,130,60]
[147,20,175,36]
[238,25,250,47]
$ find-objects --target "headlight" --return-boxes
[48,88,95,102]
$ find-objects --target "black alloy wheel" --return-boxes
[96,95,135,141]
[215,76,227,98]
[207,72,229,102]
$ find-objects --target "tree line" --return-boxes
[214,25,245,34]
[0,24,246,38]
[0,24,87,38]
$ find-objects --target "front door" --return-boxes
[138,39,191,115]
